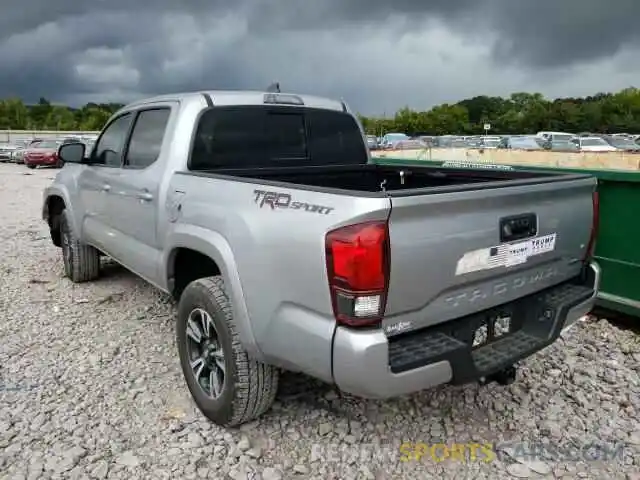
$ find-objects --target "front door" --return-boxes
[105,106,174,285]
[78,112,134,251]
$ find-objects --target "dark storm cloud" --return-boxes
[243,0,640,67]
[1,1,640,113]
[485,0,640,67]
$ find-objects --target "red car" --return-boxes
[23,140,63,169]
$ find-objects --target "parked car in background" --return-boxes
[419,136,436,147]
[600,135,640,152]
[536,131,576,143]
[499,136,543,151]
[0,143,22,162]
[393,139,428,150]
[23,140,63,169]
[572,136,618,152]
[380,133,409,149]
[27,138,45,147]
[434,136,468,148]
[479,136,501,149]
[83,140,96,155]
[467,136,501,149]
[10,141,30,163]
[543,139,580,152]
[365,135,379,150]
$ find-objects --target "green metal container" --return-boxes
[371,156,640,319]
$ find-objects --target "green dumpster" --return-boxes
[371,156,640,319]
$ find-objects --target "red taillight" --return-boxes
[583,190,599,262]
[325,220,389,327]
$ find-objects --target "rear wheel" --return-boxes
[177,276,279,427]
[59,210,100,282]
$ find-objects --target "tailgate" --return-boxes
[382,175,597,336]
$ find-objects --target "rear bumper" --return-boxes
[332,261,600,399]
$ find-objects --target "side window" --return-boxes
[124,108,171,169]
[93,113,133,167]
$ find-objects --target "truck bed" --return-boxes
[195,163,588,196]
[187,160,596,334]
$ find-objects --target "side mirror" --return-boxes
[58,142,86,164]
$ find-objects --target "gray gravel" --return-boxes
[1,163,639,480]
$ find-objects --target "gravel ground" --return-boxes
[0,162,639,480]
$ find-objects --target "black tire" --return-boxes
[177,276,279,427]
[59,209,100,282]
[27,164,36,169]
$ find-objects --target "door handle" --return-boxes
[137,191,154,202]
[102,184,111,192]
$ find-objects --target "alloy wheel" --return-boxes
[185,308,226,399]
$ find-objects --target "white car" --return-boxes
[573,137,619,152]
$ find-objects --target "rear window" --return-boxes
[189,106,368,170]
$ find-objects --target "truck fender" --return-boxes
[42,185,80,241]
[163,225,265,362]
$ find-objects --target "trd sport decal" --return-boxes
[253,189,334,215]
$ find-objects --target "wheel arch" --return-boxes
[43,192,71,248]
[164,226,265,362]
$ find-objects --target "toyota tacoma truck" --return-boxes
[42,89,600,427]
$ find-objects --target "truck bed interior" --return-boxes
[194,163,579,196]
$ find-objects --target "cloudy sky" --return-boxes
[2,1,640,115]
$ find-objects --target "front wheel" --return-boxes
[177,276,279,427]
[26,164,36,169]
[59,209,100,282]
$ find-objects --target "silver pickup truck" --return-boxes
[42,90,600,427]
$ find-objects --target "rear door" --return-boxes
[104,105,174,284]
[382,176,597,334]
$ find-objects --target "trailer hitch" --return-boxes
[478,365,517,386]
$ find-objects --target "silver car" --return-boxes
[0,143,21,162]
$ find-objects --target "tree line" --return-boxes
[357,87,640,136]
[0,97,124,131]
[1,87,640,135]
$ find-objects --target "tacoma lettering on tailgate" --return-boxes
[253,189,334,215]
[444,265,559,308]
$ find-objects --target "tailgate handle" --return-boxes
[500,213,537,243]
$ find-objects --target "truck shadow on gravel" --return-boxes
[272,370,493,428]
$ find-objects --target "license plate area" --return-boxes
[472,312,513,349]
[387,274,595,377]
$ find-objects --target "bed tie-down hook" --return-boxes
[399,169,412,185]
[379,179,388,195]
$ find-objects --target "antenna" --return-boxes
[266,82,280,93]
